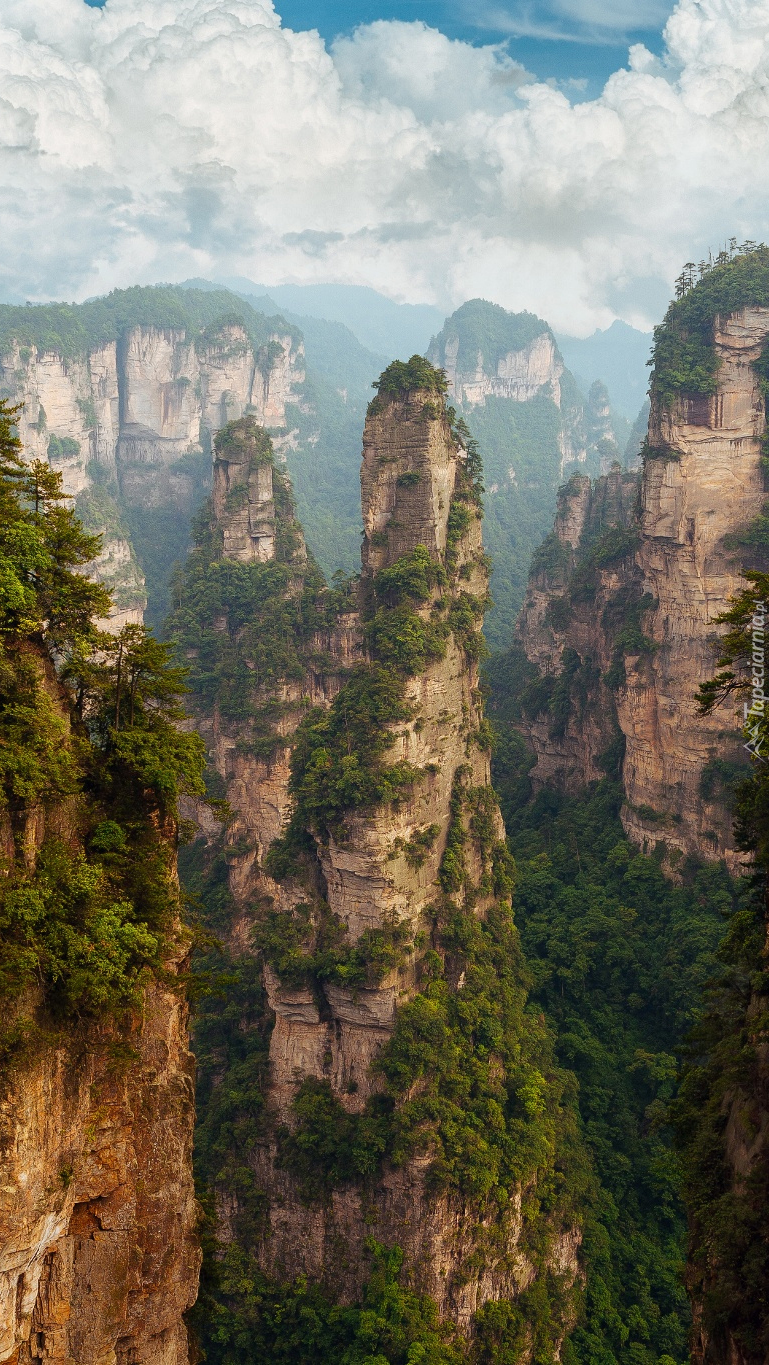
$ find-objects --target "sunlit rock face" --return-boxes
[182,394,580,1341]
[0,316,303,628]
[516,306,769,872]
[0,662,199,1365]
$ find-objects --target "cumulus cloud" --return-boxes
[1,0,769,332]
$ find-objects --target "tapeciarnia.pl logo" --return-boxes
[744,600,767,761]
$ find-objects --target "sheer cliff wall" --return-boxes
[515,305,769,870]
[427,300,587,474]
[180,387,580,1349]
[0,306,303,629]
[0,649,200,1365]
[0,964,198,1365]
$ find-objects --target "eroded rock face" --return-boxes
[516,464,639,792]
[190,397,580,1335]
[435,330,564,408]
[620,308,768,867]
[516,307,769,869]
[426,305,588,474]
[0,967,199,1365]
[0,319,303,626]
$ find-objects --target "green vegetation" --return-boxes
[372,354,449,401]
[431,301,549,378]
[420,301,597,647]
[0,285,297,363]
[671,571,769,1361]
[165,422,342,723]
[485,650,735,1365]
[196,1238,463,1365]
[185,380,584,1361]
[651,243,769,407]
[271,394,488,848]
[273,662,416,842]
[461,388,587,649]
[47,434,80,462]
[0,399,204,1054]
[276,314,385,580]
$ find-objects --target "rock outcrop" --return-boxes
[181,379,580,1350]
[0,969,199,1365]
[0,290,303,628]
[515,301,769,870]
[435,326,565,408]
[427,299,587,473]
[0,535,201,1360]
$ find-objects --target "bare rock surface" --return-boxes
[516,307,769,869]
[0,965,198,1365]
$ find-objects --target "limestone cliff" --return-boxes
[0,966,198,1365]
[427,299,587,472]
[426,299,594,650]
[179,376,580,1355]
[515,298,769,870]
[0,413,205,1364]
[0,289,303,628]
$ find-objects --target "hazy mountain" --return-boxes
[221,278,444,360]
[428,298,596,649]
[555,319,652,419]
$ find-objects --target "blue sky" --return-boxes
[278,0,671,91]
[84,0,673,93]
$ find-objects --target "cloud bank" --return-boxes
[1,0,769,332]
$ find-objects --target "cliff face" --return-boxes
[621,306,768,864]
[180,390,580,1351]
[435,327,565,408]
[0,431,205,1365]
[427,299,587,473]
[516,305,769,870]
[0,299,303,629]
[425,298,594,649]
[0,966,198,1365]
[515,464,639,792]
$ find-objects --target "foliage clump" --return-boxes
[372,355,449,401]
[651,242,769,407]
[193,1237,464,1365]
[0,398,205,1045]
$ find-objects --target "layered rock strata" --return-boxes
[434,327,565,407]
[0,970,198,1365]
[185,390,579,1340]
[427,299,587,472]
[516,306,769,868]
[0,298,302,626]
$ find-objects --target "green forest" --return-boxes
[3,254,769,1363]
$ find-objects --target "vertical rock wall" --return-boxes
[621,308,768,865]
[0,315,303,629]
[0,969,199,1365]
[0,650,200,1364]
[515,306,769,869]
[185,391,580,1342]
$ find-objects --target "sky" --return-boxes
[84,0,675,92]
[1,0,768,334]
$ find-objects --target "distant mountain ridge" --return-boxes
[428,297,620,646]
[556,319,652,419]
[220,278,445,360]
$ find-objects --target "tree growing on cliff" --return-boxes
[0,397,205,1046]
[673,572,769,1362]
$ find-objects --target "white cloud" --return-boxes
[0,0,768,332]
